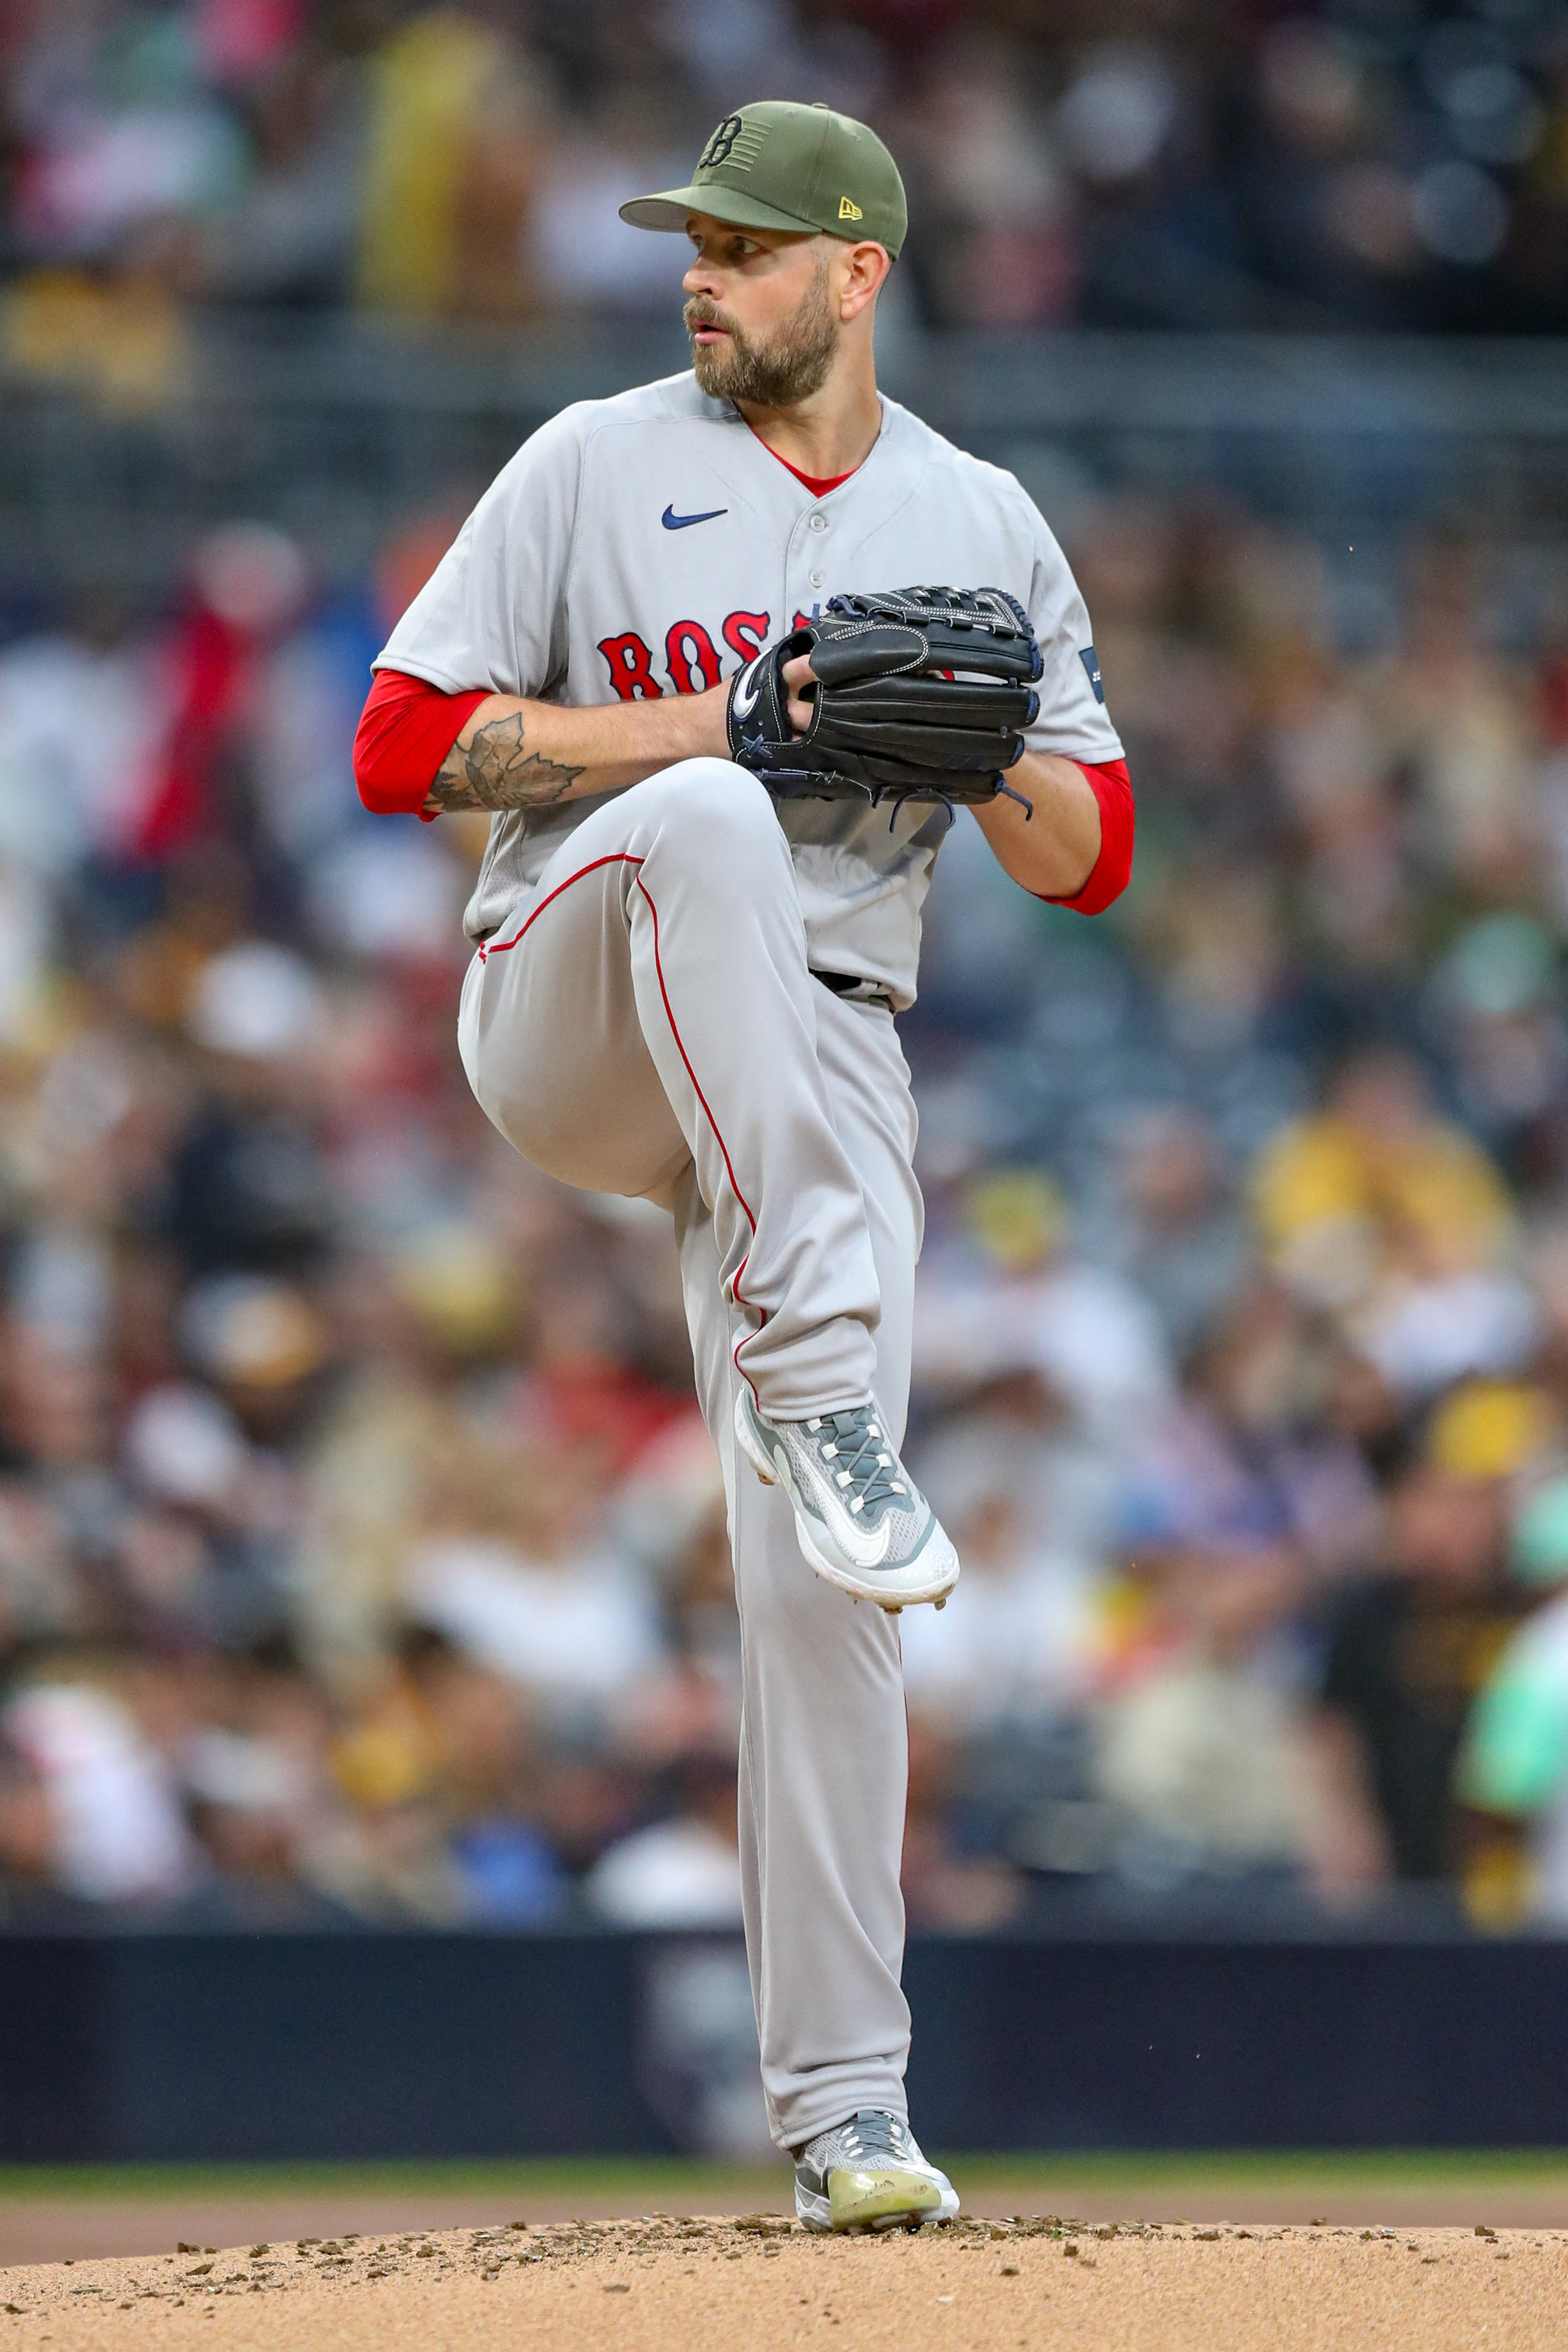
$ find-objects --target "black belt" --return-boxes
[812,969,895,1013]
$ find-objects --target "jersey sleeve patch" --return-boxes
[1079,646,1105,704]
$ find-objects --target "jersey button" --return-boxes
[808,513,828,532]
[809,569,826,588]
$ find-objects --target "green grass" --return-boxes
[953,2151,1568,2191]
[0,2157,787,2204]
[2,2149,1567,2204]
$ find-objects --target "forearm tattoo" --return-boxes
[425,710,585,812]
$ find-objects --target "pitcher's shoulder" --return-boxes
[877,396,1041,524]
[552,371,734,442]
[493,373,731,485]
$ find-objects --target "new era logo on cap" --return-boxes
[839,196,863,219]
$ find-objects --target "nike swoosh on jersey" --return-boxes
[662,505,728,530]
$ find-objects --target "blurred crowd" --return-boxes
[1,0,1566,413]
[4,490,1568,1936]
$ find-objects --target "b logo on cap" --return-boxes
[699,115,744,170]
[839,196,863,220]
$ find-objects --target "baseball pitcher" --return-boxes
[354,98,1132,2231]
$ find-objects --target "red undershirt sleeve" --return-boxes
[1039,757,1135,915]
[354,668,491,820]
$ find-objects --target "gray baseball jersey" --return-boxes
[375,370,1121,1009]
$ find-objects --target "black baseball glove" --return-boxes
[726,586,1043,818]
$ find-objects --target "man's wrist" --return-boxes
[663,679,732,762]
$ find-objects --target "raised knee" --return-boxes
[648,756,778,842]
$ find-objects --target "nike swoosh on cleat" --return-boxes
[662,505,728,530]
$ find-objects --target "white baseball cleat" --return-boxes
[793,2110,961,2233]
[733,1389,959,1611]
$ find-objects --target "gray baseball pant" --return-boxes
[456,755,921,2149]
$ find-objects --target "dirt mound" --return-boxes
[2,2211,1563,2349]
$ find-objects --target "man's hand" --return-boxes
[424,679,731,814]
[780,649,818,734]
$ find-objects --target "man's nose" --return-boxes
[683,255,719,298]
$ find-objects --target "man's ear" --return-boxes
[838,239,891,322]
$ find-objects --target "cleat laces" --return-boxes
[840,2112,918,2167]
[806,1408,909,1520]
[801,2109,927,2177]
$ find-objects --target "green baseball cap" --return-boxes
[619,100,906,258]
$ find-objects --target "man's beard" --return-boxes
[685,262,838,408]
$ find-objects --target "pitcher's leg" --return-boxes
[622,761,881,1415]
[459,770,920,2148]
[467,758,881,1413]
[676,998,924,2150]
[459,835,691,1204]
[680,1172,912,2150]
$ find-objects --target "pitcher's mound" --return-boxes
[2,2212,1561,2350]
